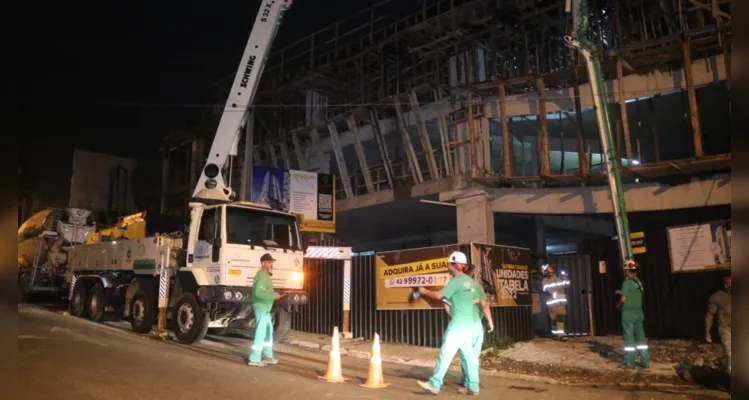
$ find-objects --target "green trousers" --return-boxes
[622,309,649,367]
[460,321,484,387]
[249,308,274,363]
[428,321,481,393]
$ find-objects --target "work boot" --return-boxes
[417,381,439,395]
[618,362,635,370]
[247,361,266,367]
[263,358,279,365]
[457,387,479,396]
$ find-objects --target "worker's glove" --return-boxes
[705,333,712,344]
[487,321,494,333]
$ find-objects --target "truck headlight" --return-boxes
[291,271,304,282]
[224,291,233,300]
[234,291,243,300]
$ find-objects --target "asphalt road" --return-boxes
[18,304,730,400]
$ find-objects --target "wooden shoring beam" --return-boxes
[408,91,440,180]
[616,60,634,164]
[327,122,354,199]
[345,115,375,193]
[497,82,513,177]
[432,89,454,177]
[266,143,279,168]
[393,97,424,184]
[536,77,551,176]
[278,135,292,170]
[368,109,396,189]
[681,41,704,157]
[291,130,308,171]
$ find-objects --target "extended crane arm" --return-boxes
[193,0,293,202]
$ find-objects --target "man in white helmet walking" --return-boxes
[415,251,483,396]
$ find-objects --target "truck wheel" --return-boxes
[87,282,106,322]
[70,281,88,318]
[173,293,209,344]
[273,307,292,343]
[130,290,156,334]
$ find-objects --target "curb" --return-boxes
[284,338,699,389]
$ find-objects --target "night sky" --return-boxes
[18,0,363,210]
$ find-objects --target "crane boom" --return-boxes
[193,0,293,201]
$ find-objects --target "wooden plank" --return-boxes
[682,41,704,157]
[393,97,424,184]
[368,109,395,188]
[345,115,374,193]
[498,82,513,177]
[536,77,551,176]
[408,91,440,180]
[278,136,292,170]
[433,89,454,177]
[573,73,589,175]
[327,122,354,199]
[617,60,634,163]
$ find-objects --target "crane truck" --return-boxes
[21,0,317,345]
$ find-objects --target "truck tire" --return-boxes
[87,282,106,322]
[172,293,209,344]
[70,281,88,318]
[130,290,156,334]
[273,307,292,343]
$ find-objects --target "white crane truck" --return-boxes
[64,0,315,344]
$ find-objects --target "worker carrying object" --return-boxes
[415,251,482,396]
[615,261,649,369]
[248,253,286,367]
[542,264,569,341]
[705,275,731,374]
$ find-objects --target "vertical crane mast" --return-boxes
[565,0,633,266]
[193,0,293,201]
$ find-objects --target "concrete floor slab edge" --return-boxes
[283,338,700,390]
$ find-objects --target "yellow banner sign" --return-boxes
[378,257,449,279]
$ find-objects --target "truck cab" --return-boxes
[177,200,308,340]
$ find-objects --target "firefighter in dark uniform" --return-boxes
[616,261,649,369]
[542,264,569,341]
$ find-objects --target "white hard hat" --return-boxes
[542,264,552,272]
[448,251,468,265]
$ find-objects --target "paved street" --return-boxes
[18,304,729,400]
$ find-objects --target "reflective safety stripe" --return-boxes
[251,345,263,351]
[636,345,648,350]
[330,350,340,357]
[624,347,636,352]
[263,342,273,347]
[370,356,381,364]
[546,299,568,305]
[542,281,570,291]
[551,329,565,334]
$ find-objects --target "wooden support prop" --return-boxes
[408,91,440,181]
[681,41,703,157]
[345,115,374,193]
[368,109,395,189]
[536,77,551,176]
[327,122,354,199]
[617,60,634,164]
[394,97,423,184]
[498,82,513,177]
[573,74,589,175]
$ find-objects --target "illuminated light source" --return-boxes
[291,271,304,281]
[632,160,640,165]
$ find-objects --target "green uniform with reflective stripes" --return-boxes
[461,283,487,387]
[249,270,275,363]
[427,274,482,394]
[621,277,649,367]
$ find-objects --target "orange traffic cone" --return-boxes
[360,333,390,388]
[318,326,347,383]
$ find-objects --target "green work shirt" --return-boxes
[473,283,488,321]
[621,277,643,311]
[252,269,275,312]
[440,274,480,324]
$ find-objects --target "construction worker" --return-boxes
[248,253,286,367]
[706,275,731,374]
[456,275,494,392]
[542,264,569,340]
[615,261,649,369]
[416,251,482,396]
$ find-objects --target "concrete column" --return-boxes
[456,192,494,244]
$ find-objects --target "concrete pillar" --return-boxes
[456,192,494,244]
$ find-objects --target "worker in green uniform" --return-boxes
[615,260,649,369]
[416,251,482,396]
[248,253,286,367]
[455,275,494,393]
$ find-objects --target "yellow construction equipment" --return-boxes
[87,211,147,244]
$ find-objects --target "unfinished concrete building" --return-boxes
[161,0,731,253]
